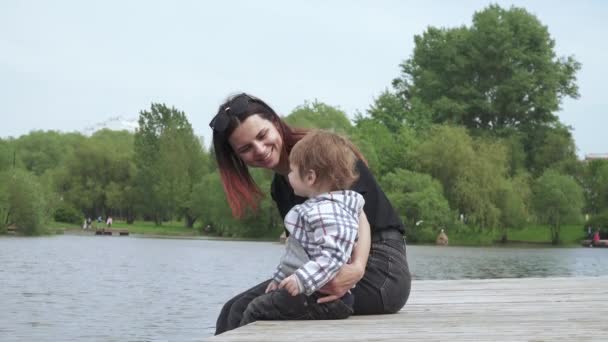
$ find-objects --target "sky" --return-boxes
[1,0,606,157]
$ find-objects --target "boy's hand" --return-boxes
[278,275,301,296]
[265,281,278,293]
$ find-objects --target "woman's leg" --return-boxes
[352,239,411,314]
[215,279,271,335]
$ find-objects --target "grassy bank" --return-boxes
[46,220,586,246]
[58,220,199,236]
[443,224,584,246]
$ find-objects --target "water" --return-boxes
[1,235,606,341]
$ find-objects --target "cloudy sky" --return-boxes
[1,0,606,157]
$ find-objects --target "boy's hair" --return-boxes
[289,130,361,190]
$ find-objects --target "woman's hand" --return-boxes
[317,211,371,304]
[317,262,365,303]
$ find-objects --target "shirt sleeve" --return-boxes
[293,201,360,295]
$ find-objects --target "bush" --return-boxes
[7,170,48,235]
[54,205,82,224]
[586,211,608,239]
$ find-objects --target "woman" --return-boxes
[210,93,411,335]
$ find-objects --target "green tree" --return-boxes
[526,124,578,176]
[381,169,452,242]
[4,170,49,235]
[0,171,9,233]
[413,125,510,229]
[365,90,411,133]
[285,100,353,133]
[351,119,417,175]
[393,5,580,133]
[14,131,84,176]
[412,125,475,206]
[582,159,608,215]
[494,176,529,242]
[0,139,14,172]
[532,170,584,244]
[134,103,205,226]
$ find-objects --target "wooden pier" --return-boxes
[207,276,608,341]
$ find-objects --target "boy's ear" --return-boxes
[305,170,317,185]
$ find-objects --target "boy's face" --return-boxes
[288,162,314,197]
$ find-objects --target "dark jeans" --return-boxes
[215,236,411,335]
[239,290,353,327]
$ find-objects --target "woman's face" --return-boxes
[228,114,284,170]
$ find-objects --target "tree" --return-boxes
[582,159,608,215]
[393,5,580,133]
[189,172,234,234]
[351,119,417,175]
[14,131,84,176]
[494,176,529,242]
[411,125,476,207]
[4,170,49,235]
[380,169,452,242]
[0,139,14,173]
[134,103,205,226]
[532,170,583,244]
[285,100,353,133]
[413,125,511,229]
[365,90,411,133]
[526,124,578,176]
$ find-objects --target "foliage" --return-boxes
[4,170,49,235]
[284,100,353,133]
[532,170,584,244]
[134,103,206,226]
[581,159,608,215]
[525,124,579,176]
[351,119,417,175]
[494,177,528,242]
[0,139,14,173]
[393,4,580,133]
[14,131,84,176]
[54,131,135,221]
[0,171,9,233]
[380,168,452,241]
[586,210,608,238]
[365,90,413,133]
[0,5,590,244]
[53,204,83,225]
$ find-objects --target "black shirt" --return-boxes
[270,160,404,234]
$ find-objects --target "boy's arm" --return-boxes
[272,266,287,284]
[294,206,358,295]
[317,211,370,303]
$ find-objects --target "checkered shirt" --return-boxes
[272,190,365,295]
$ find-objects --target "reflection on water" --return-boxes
[0,235,606,341]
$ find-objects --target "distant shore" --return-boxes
[2,220,586,247]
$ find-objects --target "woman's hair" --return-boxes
[211,93,307,218]
[289,130,363,190]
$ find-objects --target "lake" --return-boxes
[1,235,606,341]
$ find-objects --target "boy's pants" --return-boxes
[239,289,353,326]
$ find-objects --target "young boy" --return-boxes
[240,130,365,326]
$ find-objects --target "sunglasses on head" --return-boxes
[209,93,259,133]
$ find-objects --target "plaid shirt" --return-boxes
[272,190,365,295]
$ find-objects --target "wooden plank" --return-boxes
[207,276,608,341]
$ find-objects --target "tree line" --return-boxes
[1,5,607,243]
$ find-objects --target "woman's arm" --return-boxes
[317,211,370,303]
